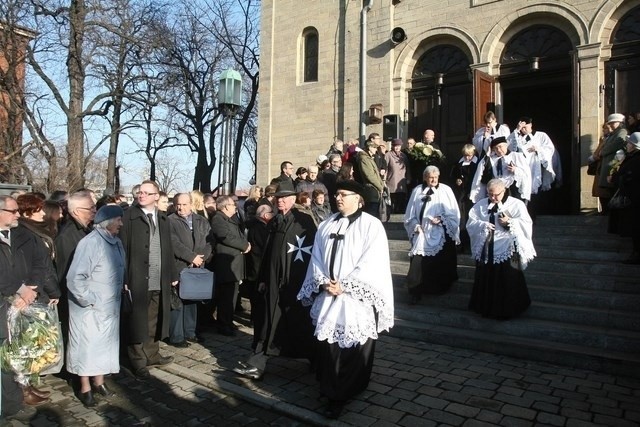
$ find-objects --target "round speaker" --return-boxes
[391,27,407,45]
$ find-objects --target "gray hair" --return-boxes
[328,154,341,162]
[486,178,506,192]
[423,165,440,177]
[67,191,94,211]
[0,195,13,209]
[216,195,234,208]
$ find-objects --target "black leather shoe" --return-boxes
[233,363,263,380]
[186,335,204,344]
[147,355,174,367]
[323,400,344,419]
[92,383,116,397]
[169,340,190,348]
[218,327,236,337]
[134,367,151,380]
[78,390,97,407]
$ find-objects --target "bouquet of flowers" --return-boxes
[608,149,625,176]
[0,302,63,385]
[407,142,445,166]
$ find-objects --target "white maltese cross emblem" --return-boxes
[287,234,313,262]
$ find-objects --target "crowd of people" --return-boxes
[0,170,395,420]
[590,112,640,264]
[2,109,637,421]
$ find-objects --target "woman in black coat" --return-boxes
[608,132,640,264]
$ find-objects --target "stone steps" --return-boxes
[384,214,640,378]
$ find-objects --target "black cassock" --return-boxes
[254,208,317,362]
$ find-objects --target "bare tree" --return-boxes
[203,0,259,193]
[154,6,229,193]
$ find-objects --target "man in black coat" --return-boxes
[245,204,275,348]
[54,190,95,348]
[0,196,47,420]
[168,193,213,346]
[119,180,178,379]
[210,195,251,336]
[270,161,295,187]
[234,181,317,380]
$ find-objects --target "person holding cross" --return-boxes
[297,180,394,419]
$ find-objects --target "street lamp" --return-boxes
[217,69,242,195]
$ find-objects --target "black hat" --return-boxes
[490,136,508,148]
[336,180,365,197]
[94,204,123,224]
[274,180,297,197]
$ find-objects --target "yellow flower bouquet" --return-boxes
[0,302,63,385]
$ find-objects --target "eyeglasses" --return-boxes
[1,208,19,214]
[137,191,158,196]
[78,206,97,211]
[334,192,358,199]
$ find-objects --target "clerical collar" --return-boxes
[333,208,362,225]
[487,194,509,209]
[421,183,439,192]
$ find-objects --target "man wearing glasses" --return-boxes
[119,180,178,379]
[210,195,251,336]
[0,195,48,421]
[297,181,394,419]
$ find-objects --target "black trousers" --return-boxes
[215,281,239,331]
[127,291,161,370]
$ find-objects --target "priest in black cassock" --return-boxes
[233,180,317,380]
[298,180,394,419]
[467,179,536,319]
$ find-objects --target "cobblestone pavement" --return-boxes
[3,317,640,426]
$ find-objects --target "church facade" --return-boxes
[257,0,640,212]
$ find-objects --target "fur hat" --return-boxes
[392,138,403,146]
[94,204,123,225]
[627,132,640,150]
[607,113,625,124]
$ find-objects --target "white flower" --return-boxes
[423,145,433,156]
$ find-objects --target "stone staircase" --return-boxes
[385,214,640,378]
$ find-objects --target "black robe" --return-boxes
[255,208,317,360]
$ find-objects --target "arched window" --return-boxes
[302,28,318,82]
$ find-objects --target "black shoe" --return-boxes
[169,340,190,348]
[147,356,174,367]
[134,367,151,380]
[77,390,97,407]
[323,400,344,419]
[233,363,263,380]
[186,336,204,344]
[5,406,37,422]
[92,383,116,397]
[218,327,236,337]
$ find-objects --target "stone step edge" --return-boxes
[389,260,640,281]
[393,306,640,342]
[389,276,640,300]
[161,358,328,427]
[391,318,640,367]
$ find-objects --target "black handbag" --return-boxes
[170,286,183,310]
[121,288,133,315]
[608,189,631,210]
[587,160,598,176]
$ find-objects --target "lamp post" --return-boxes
[217,69,242,196]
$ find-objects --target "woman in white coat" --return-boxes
[66,205,125,407]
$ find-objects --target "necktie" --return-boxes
[147,213,156,235]
[0,230,8,239]
[497,158,504,177]
[525,135,531,142]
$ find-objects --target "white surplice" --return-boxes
[297,211,394,348]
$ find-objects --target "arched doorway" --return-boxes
[500,25,574,214]
[408,44,472,163]
[605,5,640,118]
